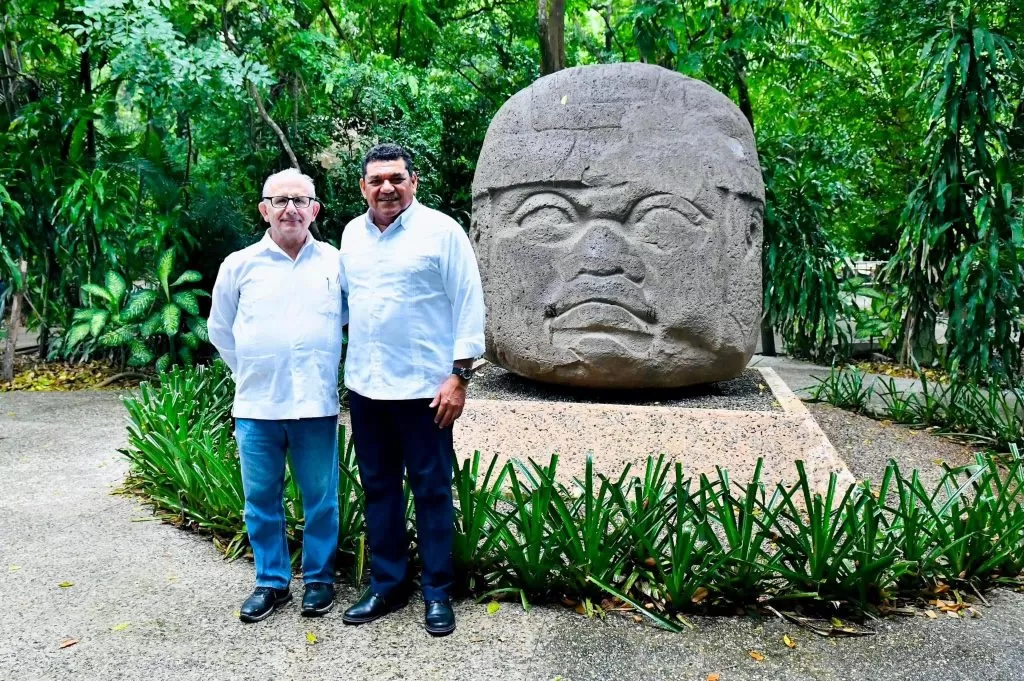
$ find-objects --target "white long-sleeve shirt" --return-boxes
[208,231,343,419]
[340,200,485,400]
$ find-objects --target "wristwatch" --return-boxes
[451,366,475,382]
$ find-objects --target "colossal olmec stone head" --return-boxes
[471,63,765,389]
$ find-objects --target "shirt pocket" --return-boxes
[234,354,277,402]
[395,253,439,296]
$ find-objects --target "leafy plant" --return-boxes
[807,366,874,412]
[63,247,210,370]
[884,6,1023,381]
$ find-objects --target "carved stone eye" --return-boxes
[634,206,708,250]
[517,205,575,243]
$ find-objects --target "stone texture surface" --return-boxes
[453,369,854,493]
[471,62,765,389]
[468,364,782,411]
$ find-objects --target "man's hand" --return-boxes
[429,375,467,429]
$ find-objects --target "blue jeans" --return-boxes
[235,417,339,589]
[348,391,454,602]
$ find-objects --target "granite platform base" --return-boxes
[453,367,853,494]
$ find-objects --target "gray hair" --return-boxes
[262,168,316,197]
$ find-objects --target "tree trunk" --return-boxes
[79,44,96,164]
[2,260,27,382]
[37,248,55,360]
[394,4,406,60]
[246,80,300,169]
[537,0,565,76]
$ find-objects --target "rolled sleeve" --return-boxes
[339,251,350,327]
[207,259,239,375]
[442,227,486,362]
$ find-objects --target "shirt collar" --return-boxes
[364,199,420,234]
[258,229,314,260]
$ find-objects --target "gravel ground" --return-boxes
[807,402,980,489]
[468,365,781,411]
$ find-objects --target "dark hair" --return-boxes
[361,143,415,177]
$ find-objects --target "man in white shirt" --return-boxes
[208,168,342,623]
[339,144,485,636]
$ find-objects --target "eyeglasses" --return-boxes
[263,196,318,209]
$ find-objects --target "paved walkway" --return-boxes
[2,388,1024,680]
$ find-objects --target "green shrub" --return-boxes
[63,247,210,370]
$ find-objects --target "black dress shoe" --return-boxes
[342,589,409,625]
[424,599,455,636]
[239,586,291,623]
[301,582,335,617]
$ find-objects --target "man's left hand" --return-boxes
[430,376,467,429]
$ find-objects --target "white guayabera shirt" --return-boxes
[208,231,343,419]
[340,199,486,401]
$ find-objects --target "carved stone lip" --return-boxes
[549,305,652,338]
[549,284,656,326]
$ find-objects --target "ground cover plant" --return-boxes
[122,364,1024,632]
[808,366,1024,451]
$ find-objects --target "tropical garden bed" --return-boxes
[120,363,1024,633]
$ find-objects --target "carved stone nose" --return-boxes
[569,220,645,283]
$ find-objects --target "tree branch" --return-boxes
[450,0,519,22]
[246,80,300,169]
[222,5,299,169]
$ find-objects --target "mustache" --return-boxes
[545,279,656,323]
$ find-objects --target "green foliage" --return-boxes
[4,0,1023,388]
[762,143,853,360]
[884,5,1023,380]
[123,363,1024,621]
[62,247,209,369]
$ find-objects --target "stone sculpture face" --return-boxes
[471,63,765,388]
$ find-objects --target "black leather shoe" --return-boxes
[424,599,455,636]
[239,586,291,623]
[342,589,409,625]
[301,582,335,617]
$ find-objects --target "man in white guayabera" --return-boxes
[208,168,342,623]
[338,144,485,637]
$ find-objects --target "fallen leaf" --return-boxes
[749,651,765,662]
[708,674,721,681]
[58,581,74,588]
[830,617,843,628]
[560,95,568,105]
[925,610,938,619]
[59,639,79,649]
[469,637,485,643]
[643,557,657,568]
[691,587,709,604]
[487,601,501,616]
[305,631,317,645]
[8,565,20,572]
[233,610,241,618]
[111,623,130,632]
[783,634,796,649]
[632,615,643,623]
